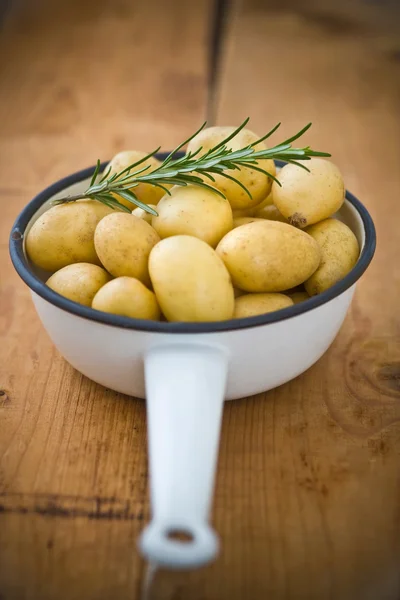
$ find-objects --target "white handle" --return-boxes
[139,342,229,569]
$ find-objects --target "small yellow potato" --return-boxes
[216,220,321,292]
[149,235,234,322]
[254,204,288,223]
[232,193,272,219]
[106,151,170,208]
[46,263,111,306]
[92,276,160,320]
[132,204,157,224]
[186,126,276,210]
[234,293,293,318]
[253,193,274,212]
[151,185,233,247]
[232,206,259,218]
[304,218,360,295]
[233,217,265,228]
[288,291,310,304]
[272,158,345,228]
[26,200,114,272]
[94,213,160,284]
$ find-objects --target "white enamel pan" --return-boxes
[9,156,376,569]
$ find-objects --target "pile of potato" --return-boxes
[26,126,360,323]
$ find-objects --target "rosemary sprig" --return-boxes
[53,119,330,215]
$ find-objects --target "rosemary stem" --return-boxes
[51,119,330,215]
[55,193,87,203]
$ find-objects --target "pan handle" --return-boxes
[139,341,229,569]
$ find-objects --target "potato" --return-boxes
[132,204,157,224]
[232,194,272,220]
[106,151,170,208]
[92,276,160,320]
[232,206,259,218]
[149,235,234,322]
[94,213,160,284]
[304,218,360,295]
[46,263,111,306]
[152,185,233,247]
[253,193,273,211]
[233,217,265,228]
[254,204,288,223]
[234,293,293,318]
[288,291,310,304]
[216,220,321,292]
[272,158,345,228]
[26,200,114,272]
[186,126,276,210]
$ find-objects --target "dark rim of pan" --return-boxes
[9,155,376,334]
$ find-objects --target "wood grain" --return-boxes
[211,1,400,598]
[0,0,211,598]
[1,0,400,599]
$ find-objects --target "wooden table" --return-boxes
[1,1,400,598]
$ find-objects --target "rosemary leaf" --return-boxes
[53,118,331,214]
[90,160,101,187]
[116,189,159,215]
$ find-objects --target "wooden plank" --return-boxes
[147,1,400,598]
[2,0,400,598]
[209,1,400,599]
[0,1,212,598]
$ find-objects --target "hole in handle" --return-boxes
[166,529,194,544]
[139,522,219,569]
